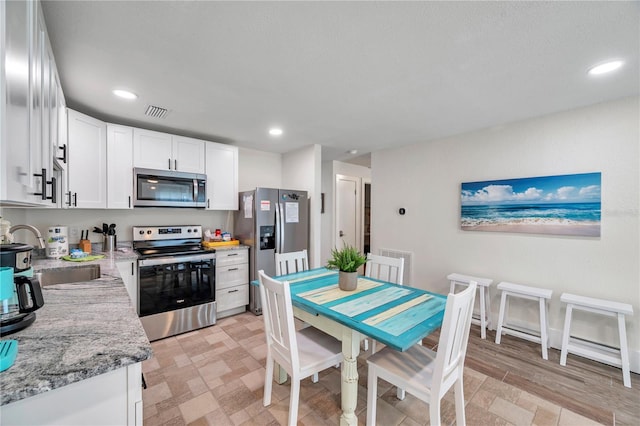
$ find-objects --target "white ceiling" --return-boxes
[41,1,639,164]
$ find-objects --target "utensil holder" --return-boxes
[103,235,116,252]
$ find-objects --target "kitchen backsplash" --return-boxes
[0,208,233,247]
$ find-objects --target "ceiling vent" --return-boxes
[144,105,168,119]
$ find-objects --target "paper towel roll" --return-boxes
[47,226,69,259]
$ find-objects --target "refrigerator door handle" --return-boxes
[275,201,281,253]
[278,202,285,253]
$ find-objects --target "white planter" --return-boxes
[339,271,358,291]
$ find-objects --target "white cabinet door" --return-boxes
[172,135,205,173]
[67,109,107,208]
[132,128,172,171]
[116,260,138,311]
[107,125,134,209]
[205,143,238,210]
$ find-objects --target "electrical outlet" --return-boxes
[70,227,79,238]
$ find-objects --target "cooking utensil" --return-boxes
[93,227,103,234]
[107,224,116,235]
[102,223,108,234]
[0,243,34,273]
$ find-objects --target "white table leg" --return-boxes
[340,327,360,426]
[479,286,487,339]
[618,313,631,388]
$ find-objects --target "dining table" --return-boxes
[251,267,447,426]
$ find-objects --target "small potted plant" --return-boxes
[327,243,367,291]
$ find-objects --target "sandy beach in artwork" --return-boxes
[462,223,600,237]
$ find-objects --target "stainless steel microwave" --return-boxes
[133,168,207,208]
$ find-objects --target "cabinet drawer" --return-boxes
[216,249,248,267]
[216,262,248,289]
[216,285,248,312]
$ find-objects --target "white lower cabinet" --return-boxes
[216,248,249,318]
[116,259,138,312]
[1,362,143,426]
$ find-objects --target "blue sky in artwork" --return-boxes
[461,172,601,205]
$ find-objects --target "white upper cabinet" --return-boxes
[133,129,205,174]
[107,124,134,209]
[67,109,107,208]
[172,135,206,174]
[1,1,58,206]
[206,143,238,210]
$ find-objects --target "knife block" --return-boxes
[79,239,92,253]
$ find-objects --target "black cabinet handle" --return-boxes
[66,191,72,206]
[174,159,177,170]
[47,177,57,204]
[207,199,210,208]
[227,267,239,271]
[228,289,239,293]
[57,144,67,163]
[168,158,171,170]
[73,192,77,207]
[128,195,131,208]
[33,168,47,200]
[131,262,134,276]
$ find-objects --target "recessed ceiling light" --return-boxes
[269,127,283,136]
[112,89,138,100]
[348,149,358,155]
[588,60,624,76]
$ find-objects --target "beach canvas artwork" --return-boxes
[461,172,601,237]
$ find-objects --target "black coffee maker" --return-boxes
[0,267,45,335]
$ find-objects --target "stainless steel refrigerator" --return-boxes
[234,188,309,315]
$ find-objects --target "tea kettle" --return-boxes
[0,267,45,335]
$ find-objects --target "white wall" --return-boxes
[282,144,322,268]
[371,97,640,370]
[237,147,282,191]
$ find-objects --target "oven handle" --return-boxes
[139,253,216,267]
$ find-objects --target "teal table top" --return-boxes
[251,267,447,351]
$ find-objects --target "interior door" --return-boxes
[335,175,359,251]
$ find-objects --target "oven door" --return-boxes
[138,253,215,317]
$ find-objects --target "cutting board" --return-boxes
[61,254,105,262]
[202,240,240,248]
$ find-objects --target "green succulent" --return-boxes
[326,243,367,273]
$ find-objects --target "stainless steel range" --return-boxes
[133,225,215,341]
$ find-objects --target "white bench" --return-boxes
[448,273,494,339]
[560,293,634,388]
[495,281,553,360]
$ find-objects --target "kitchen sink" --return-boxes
[37,265,101,286]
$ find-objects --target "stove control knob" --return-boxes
[147,230,152,235]
[187,229,192,233]
[139,230,144,235]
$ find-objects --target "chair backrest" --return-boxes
[432,281,477,397]
[365,253,404,285]
[275,249,309,276]
[258,270,300,373]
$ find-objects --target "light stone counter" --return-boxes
[0,250,152,406]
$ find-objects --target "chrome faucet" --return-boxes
[8,224,47,249]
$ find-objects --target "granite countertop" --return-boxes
[0,249,152,406]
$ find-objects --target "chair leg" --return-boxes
[495,292,508,344]
[396,387,406,400]
[363,338,369,351]
[429,395,442,426]
[312,372,319,383]
[618,313,631,388]
[366,369,377,426]
[289,378,301,426]
[560,304,573,366]
[479,286,487,339]
[371,340,377,354]
[454,377,466,426]
[263,357,274,407]
[539,297,549,360]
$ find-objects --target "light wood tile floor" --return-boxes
[141,312,639,425]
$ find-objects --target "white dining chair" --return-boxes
[363,253,405,354]
[275,249,309,276]
[366,282,477,426]
[258,270,343,426]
